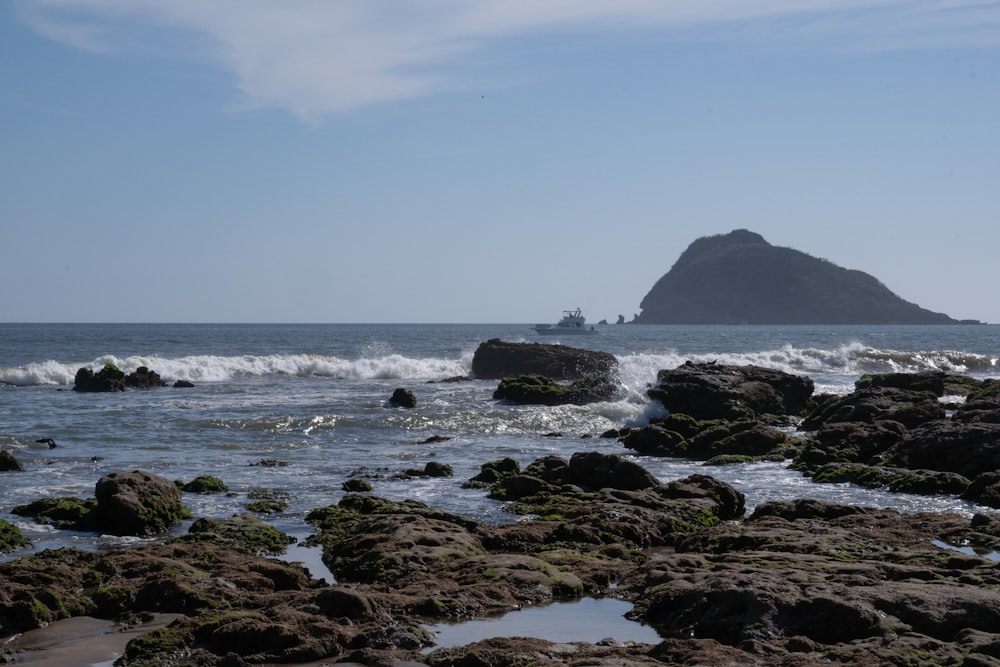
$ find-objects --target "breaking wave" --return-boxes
[2,343,995,389]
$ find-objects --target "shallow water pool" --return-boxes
[422,597,661,651]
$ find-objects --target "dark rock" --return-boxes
[634,229,966,324]
[94,470,189,536]
[794,419,906,469]
[686,420,792,460]
[124,366,167,389]
[748,498,871,522]
[884,421,1000,481]
[954,399,1000,424]
[471,338,617,380]
[855,370,948,395]
[420,435,451,444]
[467,457,520,485]
[811,462,971,496]
[492,452,659,494]
[422,461,453,477]
[565,451,660,491]
[429,375,470,383]
[0,449,22,471]
[173,379,195,388]
[73,363,126,392]
[388,387,416,408]
[659,473,746,521]
[402,461,454,478]
[801,386,945,430]
[963,472,1000,508]
[315,587,382,621]
[647,362,815,420]
[250,458,288,467]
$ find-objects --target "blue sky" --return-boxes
[2,1,998,323]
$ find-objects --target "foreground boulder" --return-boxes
[95,470,189,536]
[471,339,617,380]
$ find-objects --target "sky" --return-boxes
[2,1,998,324]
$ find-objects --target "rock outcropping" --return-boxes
[634,229,966,324]
[471,339,617,380]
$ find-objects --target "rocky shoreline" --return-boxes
[3,348,1000,666]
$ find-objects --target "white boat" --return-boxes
[533,308,598,335]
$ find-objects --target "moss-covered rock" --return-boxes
[180,475,229,494]
[246,499,290,514]
[95,470,190,536]
[11,497,100,530]
[811,462,971,496]
[342,478,373,492]
[493,373,618,406]
[177,513,296,555]
[0,517,30,553]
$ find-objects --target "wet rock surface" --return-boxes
[4,365,1000,666]
[471,339,617,381]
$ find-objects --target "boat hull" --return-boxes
[533,325,598,335]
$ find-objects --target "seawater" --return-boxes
[2,323,999,562]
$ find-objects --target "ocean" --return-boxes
[2,322,999,565]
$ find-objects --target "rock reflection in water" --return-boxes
[423,597,661,650]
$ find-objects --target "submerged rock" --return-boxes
[388,387,417,408]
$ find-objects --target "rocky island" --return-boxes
[634,229,975,325]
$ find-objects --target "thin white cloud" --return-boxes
[16,0,1000,121]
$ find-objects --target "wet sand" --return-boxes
[1,614,183,666]
[1,615,428,667]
